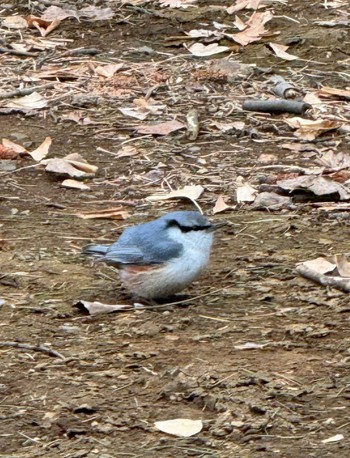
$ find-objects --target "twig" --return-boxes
[0,82,56,100]
[0,47,38,58]
[0,341,66,360]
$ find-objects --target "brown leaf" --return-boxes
[227,0,263,14]
[269,43,299,61]
[41,153,97,178]
[225,11,273,46]
[317,151,350,171]
[76,207,130,220]
[61,179,91,190]
[137,120,185,135]
[27,16,61,37]
[317,86,350,100]
[212,196,234,214]
[146,185,204,203]
[29,137,52,161]
[95,63,124,78]
[2,139,27,154]
[277,175,350,200]
[335,254,350,278]
[5,92,48,110]
[284,117,341,141]
[2,16,28,29]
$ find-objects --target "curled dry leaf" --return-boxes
[269,43,299,61]
[159,0,197,8]
[146,185,204,205]
[277,175,350,201]
[2,16,28,29]
[76,207,130,220]
[236,177,258,203]
[29,137,52,161]
[322,434,344,444]
[41,6,77,21]
[227,0,263,14]
[186,42,230,57]
[5,92,48,110]
[137,120,185,135]
[154,419,203,437]
[95,63,124,78]
[78,6,114,21]
[252,192,293,210]
[61,179,91,191]
[284,117,341,141]
[297,257,336,275]
[27,16,61,37]
[2,137,51,161]
[317,151,350,171]
[41,153,98,178]
[317,86,350,100]
[75,301,132,316]
[225,11,273,46]
[213,195,234,214]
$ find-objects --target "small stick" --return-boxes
[0,341,66,360]
[0,47,38,58]
[0,82,56,100]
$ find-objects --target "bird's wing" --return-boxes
[103,237,183,266]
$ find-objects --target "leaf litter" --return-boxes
[2,1,350,456]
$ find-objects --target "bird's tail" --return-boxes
[82,244,109,258]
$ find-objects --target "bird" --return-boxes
[82,211,223,300]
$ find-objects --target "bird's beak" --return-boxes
[209,221,227,232]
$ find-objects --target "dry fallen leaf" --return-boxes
[61,179,91,191]
[5,92,48,110]
[154,419,203,437]
[41,5,77,21]
[2,139,27,154]
[75,300,131,316]
[159,0,197,8]
[236,177,258,203]
[252,192,293,210]
[186,42,230,56]
[78,6,114,21]
[213,195,234,214]
[225,11,273,46]
[317,86,350,100]
[76,208,130,220]
[277,175,350,200]
[269,43,299,61]
[95,63,124,78]
[284,117,341,141]
[335,254,350,278]
[27,16,61,37]
[2,15,28,29]
[322,434,344,444]
[298,257,336,275]
[41,153,97,178]
[29,137,52,161]
[146,185,204,204]
[317,151,350,171]
[227,0,263,14]
[137,120,185,135]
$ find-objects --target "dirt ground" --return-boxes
[1,1,350,457]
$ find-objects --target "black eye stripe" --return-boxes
[167,220,211,232]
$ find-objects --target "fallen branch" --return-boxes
[0,341,66,360]
[0,47,38,58]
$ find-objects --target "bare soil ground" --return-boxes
[1,1,350,457]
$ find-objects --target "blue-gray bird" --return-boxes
[83,211,222,299]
